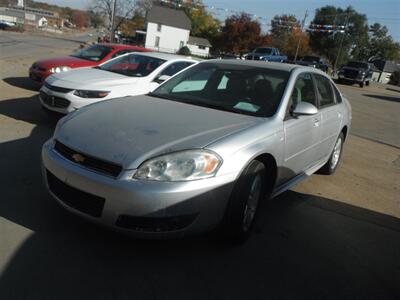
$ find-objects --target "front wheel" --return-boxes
[318,132,344,175]
[359,82,364,88]
[366,81,370,86]
[221,160,266,242]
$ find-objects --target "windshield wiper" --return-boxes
[148,92,175,100]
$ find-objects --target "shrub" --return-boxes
[177,46,191,56]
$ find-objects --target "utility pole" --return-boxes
[333,12,350,74]
[110,0,117,43]
[294,10,308,63]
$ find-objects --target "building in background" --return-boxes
[142,5,211,56]
[371,60,400,84]
[0,5,63,28]
[187,36,211,57]
[144,6,191,53]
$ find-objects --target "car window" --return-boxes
[99,54,166,77]
[171,66,215,92]
[70,45,112,61]
[152,63,290,117]
[331,82,342,103]
[159,62,194,77]
[314,74,335,107]
[290,73,317,108]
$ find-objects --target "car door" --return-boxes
[313,74,342,160]
[282,72,322,180]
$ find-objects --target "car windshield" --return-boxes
[347,61,368,69]
[97,54,166,77]
[70,44,113,61]
[254,48,272,54]
[150,63,290,117]
[302,56,320,62]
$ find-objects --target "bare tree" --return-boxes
[91,0,137,33]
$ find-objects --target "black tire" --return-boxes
[366,81,370,86]
[359,82,364,88]
[318,132,344,175]
[221,160,266,243]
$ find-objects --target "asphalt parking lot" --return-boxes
[0,31,399,300]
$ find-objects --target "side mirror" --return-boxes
[291,102,318,116]
[154,74,171,84]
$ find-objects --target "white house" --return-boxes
[187,36,211,57]
[145,6,191,53]
[38,16,47,27]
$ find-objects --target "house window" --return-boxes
[157,23,162,32]
[198,45,206,50]
[155,36,160,48]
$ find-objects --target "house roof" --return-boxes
[146,5,191,30]
[372,59,399,73]
[188,36,212,47]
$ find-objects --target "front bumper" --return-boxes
[29,67,51,83]
[338,74,364,83]
[42,139,236,237]
[39,85,107,114]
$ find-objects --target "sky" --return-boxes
[42,0,400,41]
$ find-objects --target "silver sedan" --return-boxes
[42,60,351,241]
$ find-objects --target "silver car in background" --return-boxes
[42,60,351,241]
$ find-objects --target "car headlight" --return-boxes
[50,66,71,73]
[133,150,222,182]
[73,90,110,98]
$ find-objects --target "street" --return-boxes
[0,31,399,300]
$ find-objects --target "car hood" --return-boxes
[56,96,259,169]
[46,68,139,88]
[341,66,365,72]
[297,61,317,66]
[35,55,98,69]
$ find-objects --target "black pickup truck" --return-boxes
[338,61,372,88]
[296,56,329,72]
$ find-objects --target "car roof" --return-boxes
[97,43,150,51]
[132,51,195,61]
[201,59,298,72]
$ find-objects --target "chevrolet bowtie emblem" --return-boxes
[72,153,85,163]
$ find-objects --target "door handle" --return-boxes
[313,118,320,127]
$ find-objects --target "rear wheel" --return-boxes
[359,82,364,88]
[318,132,344,175]
[221,160,266,243]
[366,81,370,86]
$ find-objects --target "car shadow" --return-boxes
[3,76,41,92]
[0,96,399,300]
[363,93,400,103]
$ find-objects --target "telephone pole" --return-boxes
[294,10,308,63]
[110,0,117,43]
[333,12,350,74]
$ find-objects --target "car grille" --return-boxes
[44,82,73,93]
[40,91,70,108]
[115,214,198,232]
[54,140,123,178]
[46,170,105,218]
[343,69,359,79]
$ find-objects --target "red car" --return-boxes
[29,43,151,84]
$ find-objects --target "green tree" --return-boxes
[270,15,300,51]
[309,6,369,67]
[184,5,220,42]
[367,23,400,61]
